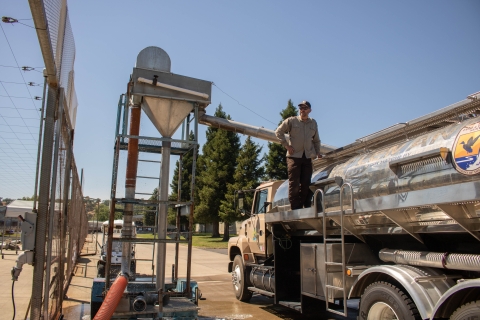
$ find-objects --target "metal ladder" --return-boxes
[322,182,354,317]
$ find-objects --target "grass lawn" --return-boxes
[136,232,234,249]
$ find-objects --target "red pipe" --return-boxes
[93,274,128,320]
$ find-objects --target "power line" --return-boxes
[0,94,41,99]
[0,23,41,117]
[0,94,42,99]
[0,83,39,142]
[1,16,43,30]
[0,80,42,86]
[0,106,41,111]
[212,82,277,127]
[0,65,44,69]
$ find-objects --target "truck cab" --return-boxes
[227,180,283,301]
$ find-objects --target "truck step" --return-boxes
[279,301,301,312]
[326,284,345,291]
[247,287,274,297]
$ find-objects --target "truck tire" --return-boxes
[450,300,480,320]
[232,255,252,302]
[358,281,420,320]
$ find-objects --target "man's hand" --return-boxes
[317,153,323,159]
[286,146,295,154]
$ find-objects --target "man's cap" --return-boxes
[298,100,311,109]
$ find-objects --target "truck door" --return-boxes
[247,189,268,254]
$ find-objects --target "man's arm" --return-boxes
[275,118,295,155]
[275,118,290,148]
[312,121,322,158]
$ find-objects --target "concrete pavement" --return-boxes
[0,234,358,319]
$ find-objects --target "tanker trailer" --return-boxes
[228,94,480,319]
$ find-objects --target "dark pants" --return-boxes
[287,154,313,210]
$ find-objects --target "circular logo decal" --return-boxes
[453,121,480,175]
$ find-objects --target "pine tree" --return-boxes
[144,188,158,226]
[168,131,198,229]
[196,104,240,237]
[264,99,298,180]
[219,136,264,241]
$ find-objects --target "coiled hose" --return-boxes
[93,274,128,320]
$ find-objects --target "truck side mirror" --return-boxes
[237,191,246,216]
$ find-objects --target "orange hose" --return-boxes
[93,274,128,320]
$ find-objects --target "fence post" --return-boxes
[30,85,58,320]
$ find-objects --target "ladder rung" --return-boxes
[138,159,161,163]
[136,175,159,180]
[324,238,342,242]
[325,285,344,291]
[325,262,343,266]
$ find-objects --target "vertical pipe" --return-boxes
[106,136,120,288]
[122,105,141,275]
[80,168,84,190]
[156,140,171,291]
[63,169,77,297]
[186,105,198,297]
[114,94,123,140]
[43,87,64,319]
[105,92,124,285]
[30,85,57,320]
[95,200,100,255]
[186,114,191,140]
[122,95,129,143]
[33,69,47,212]
[175,155,183,281]
[58,127,73,315]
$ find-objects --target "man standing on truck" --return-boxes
[275,100,322,210]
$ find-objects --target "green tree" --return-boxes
[83,196,97,213]
[196,104,240,237]
[1,198,15,205]
[21,195,36,201]
[94,203,112,222]
[264,99,298,180]
[144,188,158,226]
[219,136,264,241]
[168,131,198,230]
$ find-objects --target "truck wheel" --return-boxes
[231,255,252,302]
[358,281,420,320]
[450,300,480,320]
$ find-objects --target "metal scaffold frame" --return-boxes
[105,90,200,301]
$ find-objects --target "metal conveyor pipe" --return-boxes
[199,113,336,154]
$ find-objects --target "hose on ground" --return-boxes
[93,274,128,320]
[11,280,15,320]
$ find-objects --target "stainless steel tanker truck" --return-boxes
[227,92,480,320]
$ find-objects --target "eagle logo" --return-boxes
[453,121,480,175]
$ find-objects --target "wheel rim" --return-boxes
[367,302,399,320]
[232,265,242,291]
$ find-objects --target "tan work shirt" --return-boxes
[275,116,321,158]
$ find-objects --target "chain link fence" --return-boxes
[28,1,87,319]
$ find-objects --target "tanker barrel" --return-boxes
[198,113,336,154]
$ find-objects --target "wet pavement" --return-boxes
[1,234,358,319]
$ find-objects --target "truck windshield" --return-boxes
[254,189,268,214]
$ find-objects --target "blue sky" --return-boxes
[1,1,479,200]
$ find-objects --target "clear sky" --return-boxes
[1,1,479,201]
